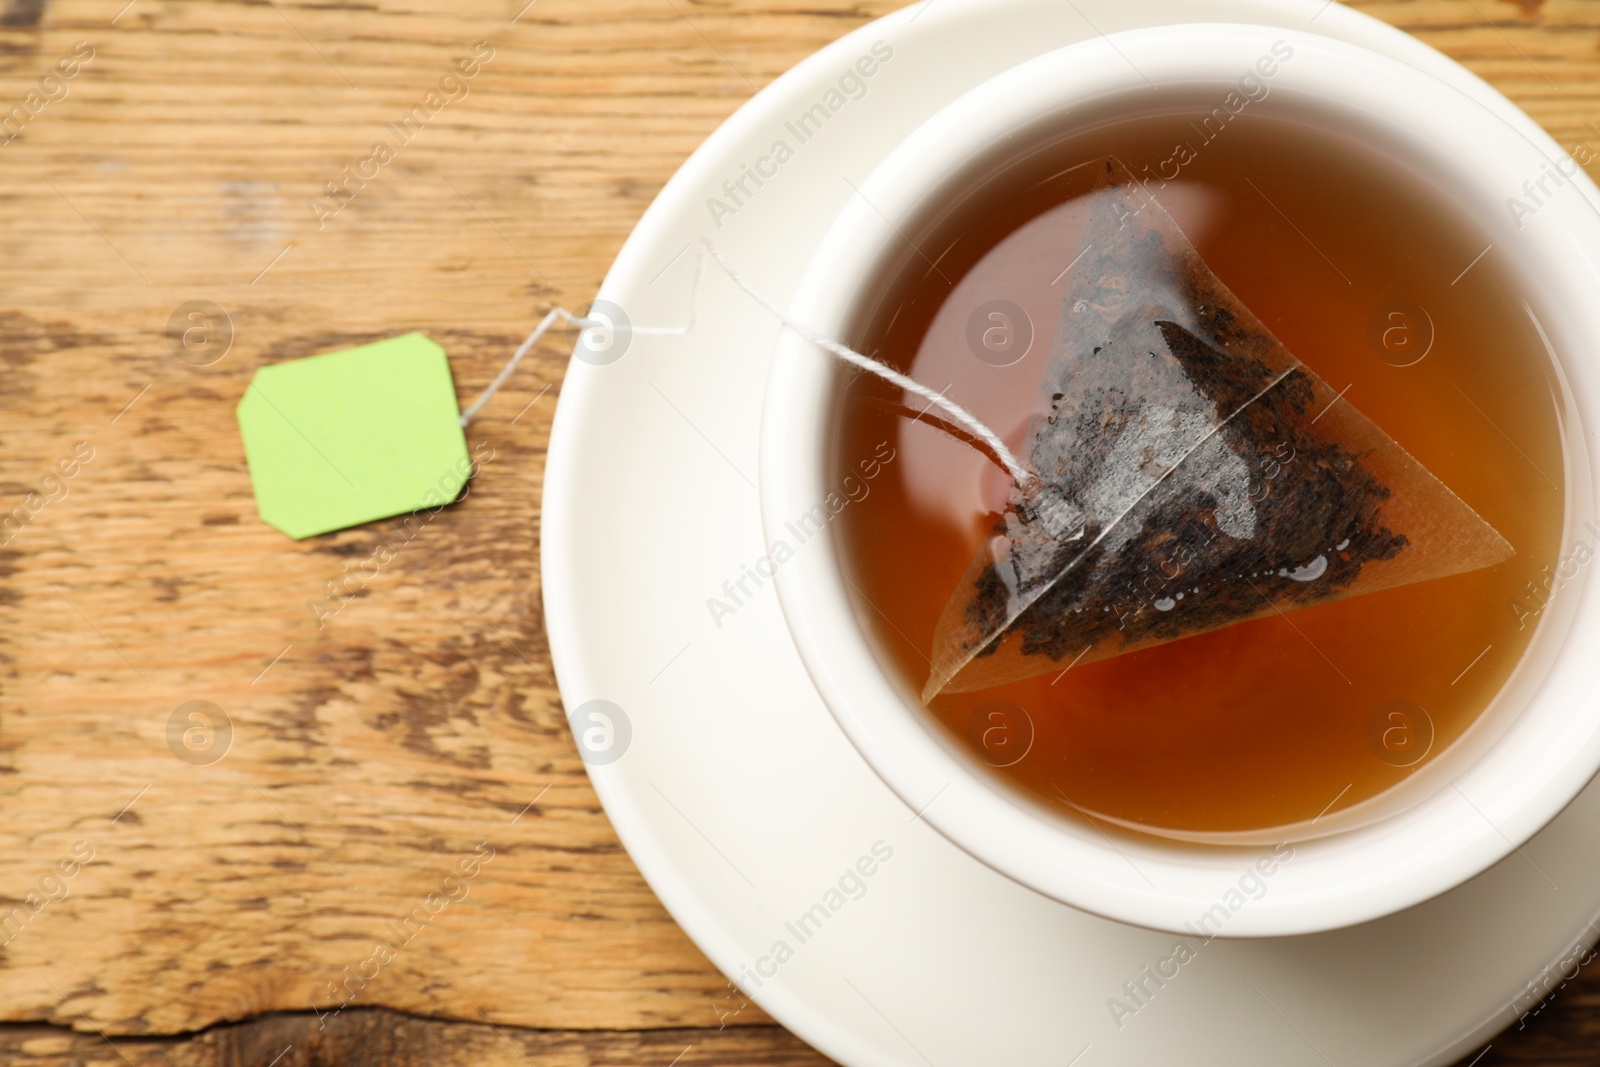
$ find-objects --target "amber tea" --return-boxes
[833,107,1566,836]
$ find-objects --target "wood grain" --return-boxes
[0,1012,834,1065]
[0,0,1596,1063]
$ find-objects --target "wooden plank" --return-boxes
[0,0,906,1039]
[0,1013,836,1065]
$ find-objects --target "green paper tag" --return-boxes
[237,333,471,540]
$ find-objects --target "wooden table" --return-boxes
[0,0,1596,1062]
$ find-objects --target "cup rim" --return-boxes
[758,23,1600,936]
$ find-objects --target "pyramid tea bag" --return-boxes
[924,159,1514,699]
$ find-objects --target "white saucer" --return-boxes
[542,2,1600,1063]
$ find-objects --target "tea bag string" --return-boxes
[697,240,1034,488]
[458,308,584,426]
[461,239,1035,491]
[457,250,707,426]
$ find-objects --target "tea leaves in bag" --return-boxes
[924,159,1513,699]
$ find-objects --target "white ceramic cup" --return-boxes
[759,23,1600,936]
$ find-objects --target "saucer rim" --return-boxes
[542,2,1600,1064]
